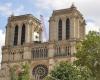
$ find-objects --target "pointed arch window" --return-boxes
[58,19,62,40]
[66,18,70,40]
[14,25,18,46]
[21,24,26,45]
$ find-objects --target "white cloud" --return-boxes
[75,0,100,27]
[34,0,100,33]
[0,29,5,64]
[35,0,71,10]
[0,0,99,65]
[35,0,100,18]
[86,22,100,34]
[0,3,26,16]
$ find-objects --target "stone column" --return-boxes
[30,23,33,43]
[18,24,22,45]
[48,43,55,71]
[62,17,66,40]
[48,43,55,57]
[25,22,30,43]
[24,47,31,60]
[5,23,12,46]
[77,18,80,38]
[70,17,75,39]
[10,24,14,46]
[5,25,9,46]
[54,18,59,41]
[74,17,79,39]
[61,44,65,56]
[49,17,57,41]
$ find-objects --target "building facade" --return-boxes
[0,4,86,80]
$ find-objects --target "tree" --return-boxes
[21,63,30,80]
[75,31,100,80]
[10,63,30,80]
[44,61,92,80]
[10,65,18,80]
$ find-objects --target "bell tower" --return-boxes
[49,4,86,42]
[0,4,87,80]
[5,14,42,47]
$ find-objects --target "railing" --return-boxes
[54,46,71,57]
[32,48,48,60]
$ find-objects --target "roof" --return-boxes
[8,14,41,23]
[52,4,83,18]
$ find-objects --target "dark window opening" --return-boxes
[14,25,18,46]
[66,18,70,40]
[21,24,26,45]
[58,19,62,40]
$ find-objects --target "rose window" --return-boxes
[32,64,48,79]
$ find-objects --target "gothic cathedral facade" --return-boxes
[0,4,86,80]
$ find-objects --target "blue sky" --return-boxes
[0,0,52,30]
[0,0,100,32]
[0,0,100,63]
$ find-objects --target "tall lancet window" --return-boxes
[21,24,26,45]
[14,25,18,46]
[58,19,62,40]
[66,18,70,40]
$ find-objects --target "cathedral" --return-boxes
[0,4,86,80]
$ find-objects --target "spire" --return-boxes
[11,12,14,17]
[70,3,77,9]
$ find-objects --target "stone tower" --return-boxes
[49,4,85,41]
[5,14,42,47]
[1,14,42,80]
[0,4,86,80]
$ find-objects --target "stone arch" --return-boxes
[14,25,18,46]
[66,18,70,40]
[58,19,62,40]
[21,24,26,45]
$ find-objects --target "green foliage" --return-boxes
[45,31,100,80]
[45,61,92,80]
[10,63,30,80]
[18,63,30,80]
[44,76,55,80]
[75,31,100,80]
[20,63,30,80]
[10,66,18,80]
